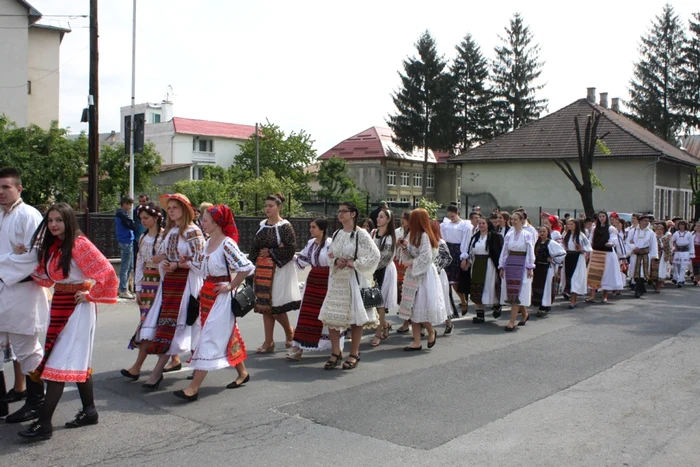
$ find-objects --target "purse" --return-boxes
[225,254,256,318]
[354,231,384,309]
[186,294,200,326]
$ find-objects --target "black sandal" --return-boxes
[504,325,516,332]
[324,353,343,370]
[342,354,360,370]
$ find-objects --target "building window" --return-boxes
[27,80,31,95]
[414,173,423,187]
[655,186,677,220]
[198,139,213,152]
[681,190,692,220]
[152,113,161,123]
[401,172,409,187]
[387,171,396,186]
[427,173,434,188]
[400,197,410,203]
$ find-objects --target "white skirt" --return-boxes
[600,251,624,291]
[562,255,588,296]
[43,302,96,383]
[474,258,499,306]
[410,266,447,325]
[439,269,451,313]
[271,261,301,311]
[379,261,398,311]
[319,267,379,330]
[190,292,237,371]
[540,266,557,307]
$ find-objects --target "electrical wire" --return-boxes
[0,45,89,89]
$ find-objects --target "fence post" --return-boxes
[254,193,258,217]
[85,211,90,239]
[366,194,370,216]
[574,209,577,219]
[288,193,292,219]
[538,206,542,222]
[324,197,328,216]
[557,208,560,218]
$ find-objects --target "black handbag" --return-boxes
[225,255,256,318]
[186,295,200,326]
[354,232,384,309]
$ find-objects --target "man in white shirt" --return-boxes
[0,168,50,423]
[629,214,658,298]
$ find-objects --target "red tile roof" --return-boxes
[172,117,256,140]
[319,126,443,163]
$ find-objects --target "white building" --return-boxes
[0,0,70,128]
[115,100,256,186]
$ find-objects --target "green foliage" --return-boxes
[343,189,370,217]
[492,13,548,133]
[628,4,686,142]
[171,179,239,209]
[589,170,606,192]
[418,197,441,218]
[680,12,700,132]
[236,169,304,216]
[595,139,611,155]
[98,142,162,210]
[317,156,355,202]
[0,116,86,207]
[235,121,315,200]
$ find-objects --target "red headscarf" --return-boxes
[208,204,239,243]
[548,215,562,232]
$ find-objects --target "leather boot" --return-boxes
[5,376,44,423]
[0,372,8,418]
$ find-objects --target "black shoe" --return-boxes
[162,363,182,373]
[5,402,43,423]
[141,375,163,390]
[18,421,53,440]
[226,374,250,389]
[0,401,8,418]
[403,345,422,351]
[173,390,198,402]
[120,369,140,381]
[186,371,195,380]
[65,410,99,428]
[492,307,502,319]
[2,388,28,403]
[427,332,437,349]
[472,317,485,324]
[563,293,571,301]
[443,325,453,336]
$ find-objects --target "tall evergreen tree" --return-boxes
[680,12,700,132]
[627,3,687,143]
[451,33,492,149]
[388,30,453,197]
[491,13,547,134]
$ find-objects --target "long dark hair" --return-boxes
[340,201,359,231]
[564,219,583,246]
[592,210,610,246]
[469,217,496,252]
[376,208,397,252]
[311,217,328,264]
[137,201,164,255]
[31,202,81,277]
[401,210,412,236]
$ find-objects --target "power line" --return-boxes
[0,14,87,17]
[0,45,89,89]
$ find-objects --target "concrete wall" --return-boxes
[654,160,695,219]
[27,27,61,128]
[458,158,656,215]
[0,1,29,127]
[151,166,192,188]
[346,160,441,203]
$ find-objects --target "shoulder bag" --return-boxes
[225,253,256,318]
[354,231,383,309]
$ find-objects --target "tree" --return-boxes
[388,30,455,197]
[690,167,700,221]
[98,142,162,211]
[553,112,610,218]
[0,116,87,207]
[234,121,315,200]
[236,169,304,216]
[627,4,687,143]
[171,179,238,209]
[491,13,547,134]
[680,12,700,132]
[317,156,355,202]
[451,33,493,149]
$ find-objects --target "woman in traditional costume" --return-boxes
[440,205,472,314]
[18,203,118,440]
[139,194,205,389]
[498,212,535,331]
[369,209,398,347]
[561,219,592,309]
[531,226,566,317]
[692,222,700,286]
[496,211,511,238]
[587,212,623,303]
[609,214,629,295]
[251,194,301,353]
[319,202,380,370]
[286,218,341,360]
[671,220,694,287]
[395,211,414,333]
[430,220,455,335]
[173,205,253,402]
[650,222,672,292]
[464,217,503,324]
[398,209,446,351]
[121,202,167,381]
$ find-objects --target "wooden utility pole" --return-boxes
[87,0,99,213]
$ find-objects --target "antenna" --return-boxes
[165,85,175,103]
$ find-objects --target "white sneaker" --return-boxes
[119,291,135,299]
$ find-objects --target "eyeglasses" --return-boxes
[337,210,350,214]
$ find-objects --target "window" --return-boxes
[427,173,434,188]
[198,139,213,152]
[152,113,161,123]
[401,172,409,187]
[400,197,410,203]
[387,171,396,186]
[414,173,423,187]
[681,190,692,220]
[655,186,676,220]
[27,80,31,95]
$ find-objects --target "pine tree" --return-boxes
[451,34,492,149]
[627,3,687,143]
[491,13,547,134]
[388,30,453,197]
[680,12,700,132]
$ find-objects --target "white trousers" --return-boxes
[0,332,43,374]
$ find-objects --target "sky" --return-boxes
[24,0,700,155]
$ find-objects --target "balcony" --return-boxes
[192,151,216,163]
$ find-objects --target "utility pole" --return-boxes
[87,0,99,213]
[255,122,260,177]
[128,0,137,201]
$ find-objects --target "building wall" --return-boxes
[345,160,442,204]
[0,1,30,127]
[458,158,655,215]
[151,166,193,188]
[27,27,61,128]
[653,160,695,220]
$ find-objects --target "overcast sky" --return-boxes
[26,0,700,155]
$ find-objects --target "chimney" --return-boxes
[611,98,620,113]
[599,92,609,109]
[586,87,596,103]
[161,100,173,122]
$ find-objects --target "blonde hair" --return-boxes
[199,202,213,216]
[165,199,194,237]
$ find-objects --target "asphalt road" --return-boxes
[1,283,700,466]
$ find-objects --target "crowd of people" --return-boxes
[1,164,699,442]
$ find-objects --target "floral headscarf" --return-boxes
[207,204,239,243]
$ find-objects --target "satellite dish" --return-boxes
[165,85,175,103]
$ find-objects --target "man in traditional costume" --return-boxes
[0,168,49,422]
[629,214,658,298]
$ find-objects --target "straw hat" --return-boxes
[159,193,195,219]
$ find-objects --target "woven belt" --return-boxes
[144,261,158,268]
[676,246,690,252]
[205,275,230,283]
[509,251,527,256]
[54,282,91,292]
[636,247,650,255]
